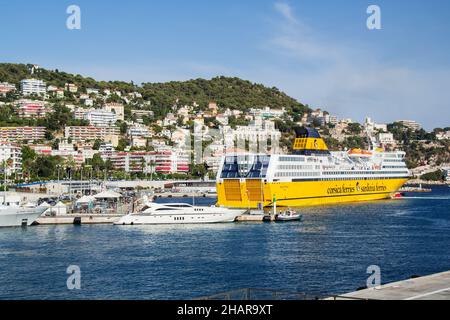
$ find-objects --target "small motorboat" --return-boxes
[390,192,405,199]
[275,209,302,222]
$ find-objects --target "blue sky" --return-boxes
[1,0,449,129]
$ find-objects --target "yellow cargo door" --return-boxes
[246,179,263,202]
[223,180,242,201]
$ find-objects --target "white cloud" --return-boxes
[274,2,298,25]
[267,1,450,130]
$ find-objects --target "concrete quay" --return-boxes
[236,214,275,222]
[35,214,123,225]
[331,270,450,300]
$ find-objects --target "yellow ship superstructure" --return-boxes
[216,127,410,208]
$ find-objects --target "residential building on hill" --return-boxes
[365,117,388,132]
[110,149,189,174]
[0,82,16,95]
[104,103,125,121]
[397,120,422,131]
[377,132,396,146]
[16,100,48,118]
[0,143,22,175]
[250,107,286,119]
[20,79,46,96]
[0,127,46,142]
[84,110,117,127]
[65,83,78,93]
[65,126,120,146]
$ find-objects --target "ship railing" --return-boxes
[195,288,321,300]
[195,288,374,301]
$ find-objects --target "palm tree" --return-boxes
[149,160,156,181]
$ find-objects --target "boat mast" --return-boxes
[260,180,264,210]
[3,160,6,205]
[273,194,277,216]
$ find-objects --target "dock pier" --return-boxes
[331,270,450,300]
[152,192,217,199]
[35,214,123,225]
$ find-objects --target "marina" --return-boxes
[1,0,450,307]
[0,186,448,299]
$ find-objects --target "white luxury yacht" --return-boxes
[114,202,246,225]
[0,202,47,228]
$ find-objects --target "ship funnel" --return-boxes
[292,127,330,156]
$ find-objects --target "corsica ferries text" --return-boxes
[327,183,388,195]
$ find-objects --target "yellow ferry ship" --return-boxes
[216,127,410,208]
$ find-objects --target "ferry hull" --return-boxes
[216,178,409,208]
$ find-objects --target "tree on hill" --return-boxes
[421,170,444,181]
[141,76,309,117]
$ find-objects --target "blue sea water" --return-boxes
[0,186,449,300]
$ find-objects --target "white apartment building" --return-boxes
[250,107,286,119]
[65,83,78,93]
[316,114,339,126]
[58,140,75,151]
[128,125,150,138]
[377,132,396,145]
[132,137,147,148]
[86,88,100,95]
[0,143,22,175]
[131,109,154,120]
[397,120,422,131]
[223,118,281,152]
[99,143,115,161]
[365,117,388,132]
[20,79,47,96]
[436,131,450,140]
[84,110,117,127]
[104,103,125,121]
[216,114,229,126]
[65,126,120,144]
[163,113,177,127]
[74,107,91,120]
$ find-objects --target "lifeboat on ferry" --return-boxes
[348,149,373,156]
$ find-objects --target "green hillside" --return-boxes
[0,63,309,117]
[141,76,308,115]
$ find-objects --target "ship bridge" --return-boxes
[293,127,331,156]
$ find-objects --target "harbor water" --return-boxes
[0,186,449,299]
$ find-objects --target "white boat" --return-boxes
[114,202,246,225]
[0,205,47,228]
[275,209,302,222]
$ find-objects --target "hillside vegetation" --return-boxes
[0,63,309,116]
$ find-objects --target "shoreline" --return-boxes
[406,180,449,186]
